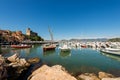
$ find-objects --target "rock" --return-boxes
[0,55,8,80]
[9,58,30,67]
[0,65,7,80]
[6,54,30,79]
[27,57,40,64]
[28,65,77,80]
[98,72,114,79]
[19,58,30,66]
[102,78,120,80]
[78,73,100,80]
[7,53,30,67]
[0,55,5,65]
[9,62,21,67]
[0,54,30,80]
[16,31,22,36]
[7,53,20,62]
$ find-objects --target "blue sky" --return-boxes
[0,0,120,40]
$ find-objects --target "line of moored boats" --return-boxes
[1,41,120,56]
[58,41,120,55]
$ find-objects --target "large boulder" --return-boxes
[28,65,77,80]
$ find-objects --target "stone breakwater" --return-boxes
[0,54,120,80]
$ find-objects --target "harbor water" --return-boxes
[2,44,120,76]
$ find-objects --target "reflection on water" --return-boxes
[43,50,55,56]
[59,51,71,58]
[3,44,41,58]
[101,52,120,61]
[2,45,120,76]
[10,48,31,58]
[79,65,101,74]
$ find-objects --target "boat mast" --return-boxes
[48,26,54,44]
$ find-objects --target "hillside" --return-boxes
[0,30,44,44]
[69,38,108,42]
[108,38,120,42]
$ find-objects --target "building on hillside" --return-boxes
[26,28,38,36]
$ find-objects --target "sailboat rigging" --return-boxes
[43,26,56,51]
[48,26,54,44]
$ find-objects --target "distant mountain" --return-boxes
[69,38,108,42]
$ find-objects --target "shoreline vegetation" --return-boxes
[0,54,120,80]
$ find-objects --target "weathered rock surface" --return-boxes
[78,71,120,80]
[98,72,114,79]
[7,53,19,62]
[0,55,7,80]
[102,78,120,80]
[0,65,7,80]
[78,73,100,80]
[0,53,30,79]
[0,30,25,43]
[7,53,30,67]
[28,65,77,80]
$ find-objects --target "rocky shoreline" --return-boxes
[0,54,120,80]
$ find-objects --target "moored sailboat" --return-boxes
[43,27,56,51]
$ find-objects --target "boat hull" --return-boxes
[11,45,32,49]
[60,49,71,52]
[43,46,56,51]
[100,49,120,56]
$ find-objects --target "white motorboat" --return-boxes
[59,44,71,52]
[100,48,120,56]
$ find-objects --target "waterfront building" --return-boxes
[26,28,38,36]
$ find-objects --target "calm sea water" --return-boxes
[2,44,120,75]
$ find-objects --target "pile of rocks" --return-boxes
[7,53,30,67]
[28,64,120,80]
[1,53,120,80]
[78,72,120,80]
[0,53,30,80]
